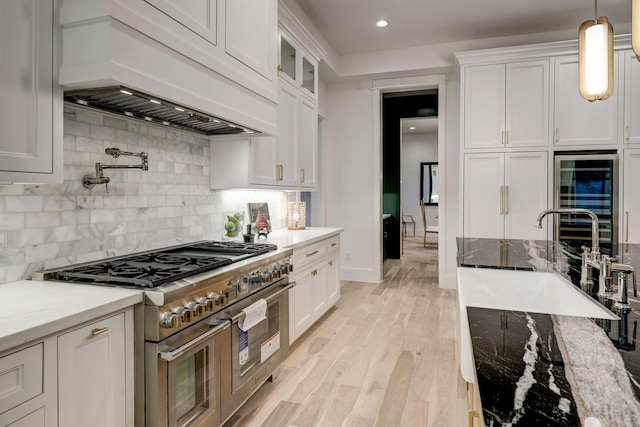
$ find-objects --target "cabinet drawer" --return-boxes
[326,236,340,254]
[0,344,43,415]
[292,241,326,270]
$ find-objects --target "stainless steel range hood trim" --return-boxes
[64,86,261,136]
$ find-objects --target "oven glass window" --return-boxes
[175,347,209,424]
[231,301,281,392]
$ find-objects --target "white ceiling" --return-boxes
[295,0,632,55]
[401,117,438,134]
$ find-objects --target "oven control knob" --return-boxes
[272,266,281,279]
[195,297,210,312]
[261,269,273,282]
[183,301,199,320]
[280,262,292,275]
[237,275,249,293]
[160,312,180,329]
[208,292,225,306]
[226,281,237,302]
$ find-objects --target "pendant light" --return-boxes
[578,0,614,101]
[633,0,640,59]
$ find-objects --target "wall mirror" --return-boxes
[420,162,438,205]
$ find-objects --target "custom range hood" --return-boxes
[64,86,258,136]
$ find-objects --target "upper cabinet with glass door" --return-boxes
[278,29,317,101]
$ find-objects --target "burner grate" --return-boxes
[54,254,232,287]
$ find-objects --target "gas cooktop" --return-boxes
[34,240,277,288]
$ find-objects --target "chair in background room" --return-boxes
[420,200,438,247]
[401,213,416,239]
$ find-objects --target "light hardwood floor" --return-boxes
[225,235,468,427]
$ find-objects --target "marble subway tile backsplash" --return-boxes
[0,106,288,284]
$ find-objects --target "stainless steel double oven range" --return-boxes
[34,240,294,427]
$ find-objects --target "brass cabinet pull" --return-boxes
[331,243,337,247]
[504,185,509,215]
[501,131,505,145]
[555,128,559,143]
[499,186,504,215]
[328,261,333,266]
[277,64,283,72]
[626,125,631,141]
[311,269,318,276]
[505,130,509,145]
[91,327,109,336]
[306,250,319,257]
[300,168,305,183]
[626,211,630,242]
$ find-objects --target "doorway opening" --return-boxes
[381,90,438,260]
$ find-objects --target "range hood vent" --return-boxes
[64,86,259,136]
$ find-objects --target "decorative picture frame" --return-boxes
[247,203,272,237]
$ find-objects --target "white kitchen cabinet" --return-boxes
[624,50,640,145]
[278,31,317,102]
[245,82,298,188]
[257,26,320,190]
[60,0,278,132]
[0,343,48,427]
[0,307,134,427]
[463,152,548,240]
[144,0,217,45]
[289,235,340,344]
[325,237,341,307]
[3,408,45,427]
[553,54,619,146]
[0,0,62,184]
[623,149,640,243]
[58,312,128,427]
[296,94,318,189]
[463,60,549,149]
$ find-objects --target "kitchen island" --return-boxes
[458,237,640,426]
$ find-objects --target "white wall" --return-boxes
[325,80,377,282]
[0,106,289,284]
[401,130,438,230]
[325,76,460,287]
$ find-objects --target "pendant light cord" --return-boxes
[594,0,598,22]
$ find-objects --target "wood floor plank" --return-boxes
[400,398,430,427]
[260,401,300,427]
[316,384,361,427]
[375,350,415,427]
[231,236,468,427]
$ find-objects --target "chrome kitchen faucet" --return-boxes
[82,147,148,193]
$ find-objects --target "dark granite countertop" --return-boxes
[458,237,640,426]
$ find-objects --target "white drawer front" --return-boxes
[292,241,326,270]
[326,236,340,254]
[0,344,43,415]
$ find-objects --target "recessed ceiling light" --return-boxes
[410,126,416,130]
[376,19,388,28]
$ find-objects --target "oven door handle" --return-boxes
[158,321,230,362]
[230,282,296,323]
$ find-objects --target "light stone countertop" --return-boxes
[258,227,343,250]
[0,280,143,354]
